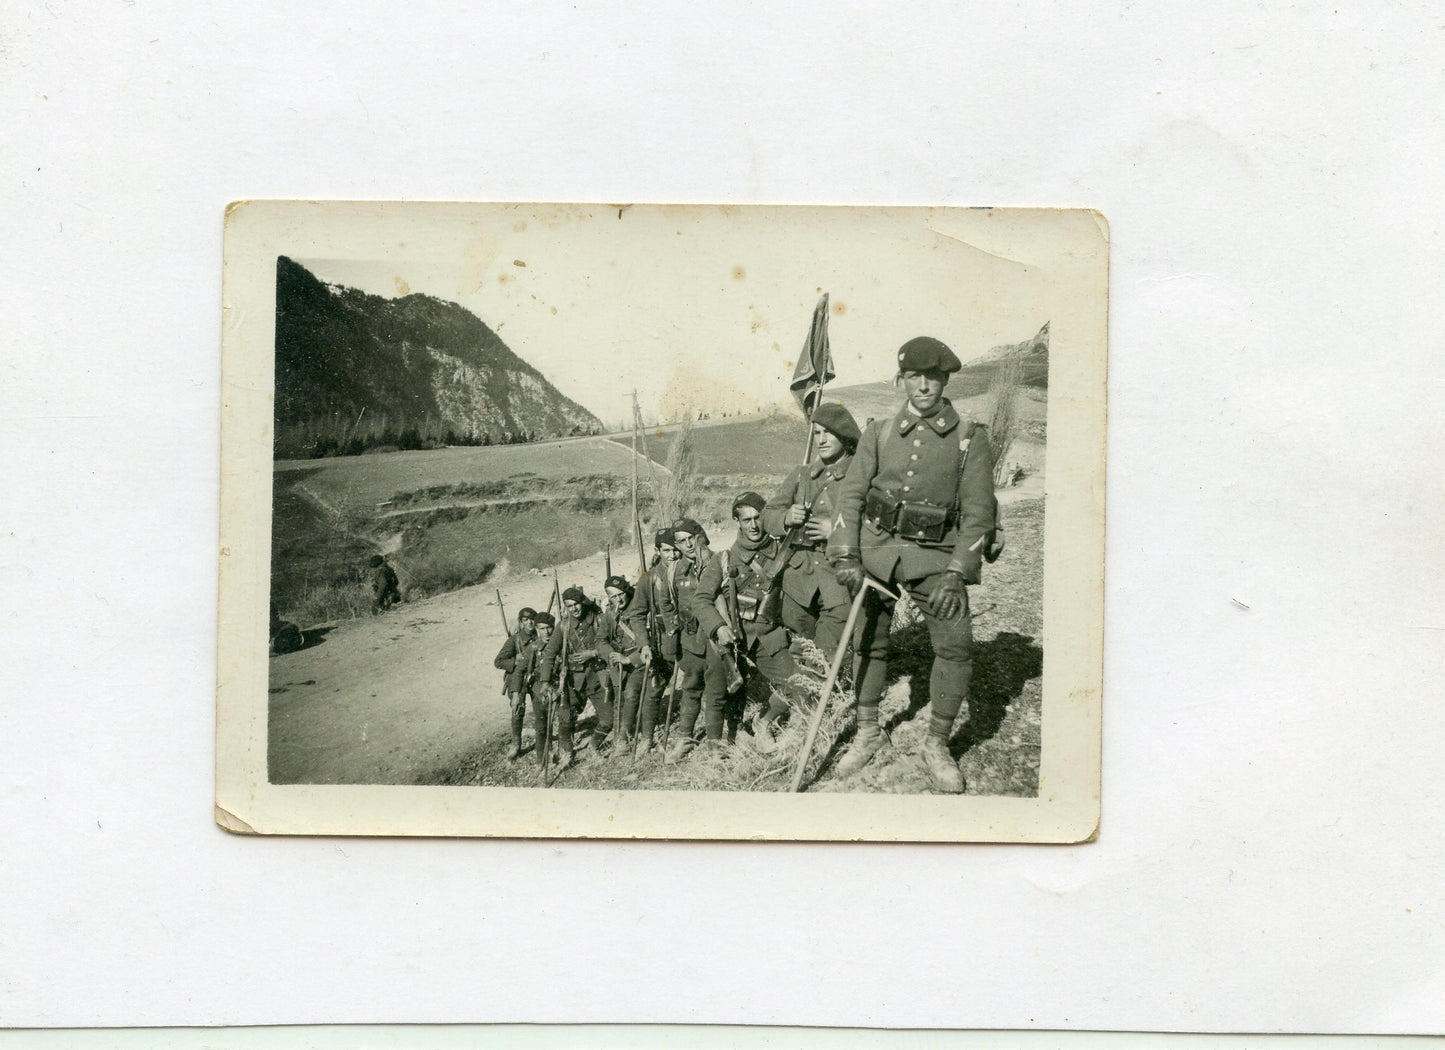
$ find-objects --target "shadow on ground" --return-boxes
[951,630,1043,757]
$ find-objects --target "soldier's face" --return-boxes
[605,588,625,612]
[660,543,680,562]
[813,424,843,462]
[520,614,535,632]
[535,625,552,644]
[902,368,948,413]
[673,531,699,559]
[563,599,581,619]
[735,506,764,542]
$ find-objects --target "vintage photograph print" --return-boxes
[218,202,1105,840]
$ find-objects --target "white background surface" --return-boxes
[2,0,1442,1033]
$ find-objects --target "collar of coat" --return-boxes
[807,451,853,480]
[894,399,960,437]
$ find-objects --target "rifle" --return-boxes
[658,663,683,759]
[720,566,750,692]
[630,646,652,763]
[496,588,513,698]
[541,575,569,786]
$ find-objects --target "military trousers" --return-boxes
[611,661,647,743]
[530,686,574,760]
[506,690,527,738]
[739,623,796,718]
[564,664,611,734]
[781,589,850,660]
[852,570,974,734]
[676,643,729,741]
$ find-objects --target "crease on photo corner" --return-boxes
[224,199,251,223]
[925,224,1027,268]
[215,804,258,835]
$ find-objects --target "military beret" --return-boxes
[534,611,555,627]
[811,402,861,446]
[654,527,674,548]
[604,575,632,593]
[671,518,709,545]
[561,586,587,604]
[897,336,962,374]
[518,607,537,620]
[731,491,766,517]
[369,554,384,567]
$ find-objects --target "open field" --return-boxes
[626,382,1046,480]
[275,437,642,514]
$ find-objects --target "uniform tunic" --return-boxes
[763,452,854,651]
[721,537,796,693]
[493,627,536,695]
[829,400,996,585]
[538,604,614,733]
[672,547,729,740]
[827,397,998,735]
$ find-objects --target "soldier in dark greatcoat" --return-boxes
[828,337,1000,793]
[600,574,652,755]
[722,492,797,752]
[538,586,614,763]
[524,612,557,768]
[762,402,861,657]
[493,606,537,760]
[665,519,734,761]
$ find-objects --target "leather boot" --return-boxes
[835,723,884,776]
[921,735,965,794]
[749,717,778,753]
[504,733,521,761]
[664,735,695,763]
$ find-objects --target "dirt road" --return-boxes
[268,550,613,784]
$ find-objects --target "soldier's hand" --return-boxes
[607,652,626,667]
[715,625,735,647]
[784,504,808,527]
[930,572,966,620]
[834,558,864,595]
[803,518,830,543]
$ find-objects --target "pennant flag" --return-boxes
[789,293,834,414]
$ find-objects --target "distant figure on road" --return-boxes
[369,554,401,614]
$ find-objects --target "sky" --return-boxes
[298,205,1061,428]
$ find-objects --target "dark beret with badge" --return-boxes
[811,401,861,448]
[604,574,633,594]
[896,336,962,374]
[561,586,587,604]
[518,607,537,620]
[654,527,674,548]
[534,611,555,627]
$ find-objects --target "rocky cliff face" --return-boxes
[274,256,601,455]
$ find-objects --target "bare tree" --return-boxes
[658,416,697,523]
[983,356,1024,488]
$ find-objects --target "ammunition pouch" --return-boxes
[735,592,759,622]
[864,489,954,543]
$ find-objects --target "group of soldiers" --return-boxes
[493,335,1003,792]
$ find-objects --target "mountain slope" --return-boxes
[274,256,601,455]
